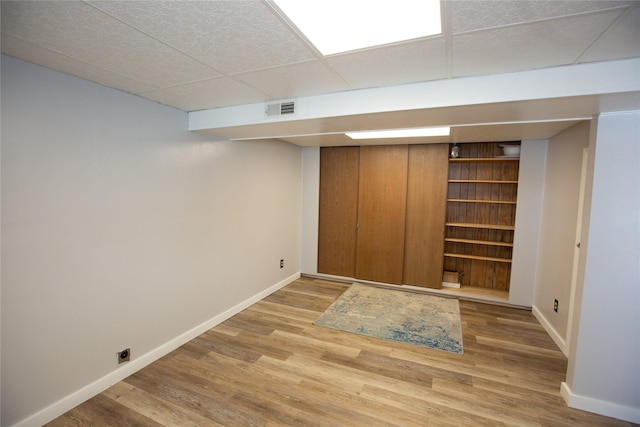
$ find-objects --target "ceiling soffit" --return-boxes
[189,59,640,145]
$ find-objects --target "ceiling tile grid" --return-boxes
[234,60,351,100]
[1,0,639,126]
[1,1,221,87]
[140,76,270,112]
[449,0,635,33]
[0,33,158,94]
[579,3,640,62]
[451,9,626,78]
[325,37,448,89]
[86,0,318,75]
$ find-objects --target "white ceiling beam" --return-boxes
[188,58,640,141]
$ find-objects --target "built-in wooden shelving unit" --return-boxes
[443,143,520,291]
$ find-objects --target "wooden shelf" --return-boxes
[446,222,515,231]
[447,198,517,205]
[448,179,518,184]
[444,253,513,263]
[445,238,514,247]
[449,157,520,163]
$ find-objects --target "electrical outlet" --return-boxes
[554,299,559,313]
[117,348,130,364]
[280,259,284,269]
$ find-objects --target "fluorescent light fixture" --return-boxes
[272,0,442,55]
[346,126,450,139]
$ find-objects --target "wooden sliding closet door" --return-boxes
[318,147,360,277]
[355,145,409,284]
[403,144,449,288]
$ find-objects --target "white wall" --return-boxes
[0,56,302,426]
[562,111,640,423]
[531,122,590,352]
[509,140,547,307]
[301,147,320,275]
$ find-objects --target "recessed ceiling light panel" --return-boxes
[273,0,442,55]
[346,126,450,139]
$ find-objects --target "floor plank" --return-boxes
[46,277,636,427]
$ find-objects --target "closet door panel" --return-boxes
[403,144,449,288]
[355,145,408,284]
[318,147,360,277]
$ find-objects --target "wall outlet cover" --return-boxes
[117,348,130,364]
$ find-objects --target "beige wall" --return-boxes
[1,56,302,426]
[532,122,590,350]
[509,140,547,307]
[301,147,320,274]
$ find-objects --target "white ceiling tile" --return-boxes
[1,34,157,94]
[141,78,268,112]
[1,1,220,87]
[87,0,317,75]
[450,0,634,33]
[451,10,623,78]
[325,38,447,89]
[235,61,350,100]
[580,5,640,63]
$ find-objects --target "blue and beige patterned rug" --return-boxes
[314,283,463,354]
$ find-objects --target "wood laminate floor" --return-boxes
[48,277,635,426]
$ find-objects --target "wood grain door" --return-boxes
[355,145,408,284]
[403,144,449,288]
[317,147,360,277]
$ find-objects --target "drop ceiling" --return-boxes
[2,0,639,145]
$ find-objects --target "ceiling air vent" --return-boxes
[265,100,295,118]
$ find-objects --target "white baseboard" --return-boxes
[13,272,301,427]
[561,382,640,424]
[531,305,567,356]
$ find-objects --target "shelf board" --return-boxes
[444,253,513,263]
[446,222,515,231]
[445,238,514,247]
[449,157,520,163]
[448,179,519,184]
[447,198,517,205]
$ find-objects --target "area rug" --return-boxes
[314,283,463,354]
